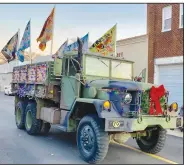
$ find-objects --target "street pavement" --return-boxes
[0,93,183,164]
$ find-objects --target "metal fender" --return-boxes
[69,98,121,119]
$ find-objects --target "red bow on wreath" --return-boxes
[149,85,165,115]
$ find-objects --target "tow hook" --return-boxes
[137,115,143,124]
[166,115,171,122]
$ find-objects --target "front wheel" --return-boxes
[77,115,109,164]
[136,127,167,154]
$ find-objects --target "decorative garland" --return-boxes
[17,84,27,97]
[141,87,166,114]
[17,84,35,98]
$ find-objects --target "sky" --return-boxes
[0,4,147,56]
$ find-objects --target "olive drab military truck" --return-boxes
[12,46,183,163]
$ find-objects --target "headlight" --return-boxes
[123,93,132,104]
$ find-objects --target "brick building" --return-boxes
[147,3,183,107]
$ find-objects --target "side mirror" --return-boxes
[141,68,146,82]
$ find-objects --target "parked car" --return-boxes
[179,105,184,132]
[4,85,14,96]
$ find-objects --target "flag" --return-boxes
[64,33,89,54]
[77,37,83,70]
[17,20,31,62]
[89,24,116,56]
[37,7,55,51]
[52,40,68,59]
[1,31,19,63]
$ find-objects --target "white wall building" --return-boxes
[116,34,148,82]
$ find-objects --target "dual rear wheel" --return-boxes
[15,101,51,135]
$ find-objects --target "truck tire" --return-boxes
[25,102,42,135]
[40,122,51,135]
[136,127,167,154]
[77,114,109,164]
[15,101,27,129]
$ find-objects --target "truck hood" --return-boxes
[86,79,158,91]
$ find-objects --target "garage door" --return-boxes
[159,64,183,108]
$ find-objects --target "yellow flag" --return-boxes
[89,24,116,56]
[37,7,55,51]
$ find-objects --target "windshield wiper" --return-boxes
[114,62,122,69]
[98,58,108,67]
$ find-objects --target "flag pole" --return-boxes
[17,28,20,66]
[115,23,117,57]
[50,5,55,55]
[29,19,32,64]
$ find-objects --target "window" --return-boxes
[69,57,80,76]
[162,6,172,32]
[180,4,183,28]
[85,56,110,77]
[62,58,69,76]
[111,61,132,80]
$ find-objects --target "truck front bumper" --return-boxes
[105,116,183,132]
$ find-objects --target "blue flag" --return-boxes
[52,40,68,59]
[17,20,31,62]
[64,33,89,53]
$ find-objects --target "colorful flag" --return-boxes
[52,40,68,59]
[17,20,31,62]
[89,24,116,56]
[37,7,55,51]
[1,31,19,63]
[64,33,89,54]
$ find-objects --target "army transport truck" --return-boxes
[12,51,183,164]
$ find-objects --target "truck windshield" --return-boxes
[85,56,109,77]
[85,55,133,80]
[111,60,132,80]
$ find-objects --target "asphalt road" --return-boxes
[0,93,183,164]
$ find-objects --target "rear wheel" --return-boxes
[77,114,109,164]
[136,127,167,154]
[25,102,42,135]
[15,101,27,129]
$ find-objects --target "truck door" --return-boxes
[60,57,81,110]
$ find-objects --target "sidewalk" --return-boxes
[167,129,183,138]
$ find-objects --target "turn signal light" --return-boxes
[169,102,178,112]
[103,101,111,110]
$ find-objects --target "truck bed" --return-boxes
[11,61,61,102]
